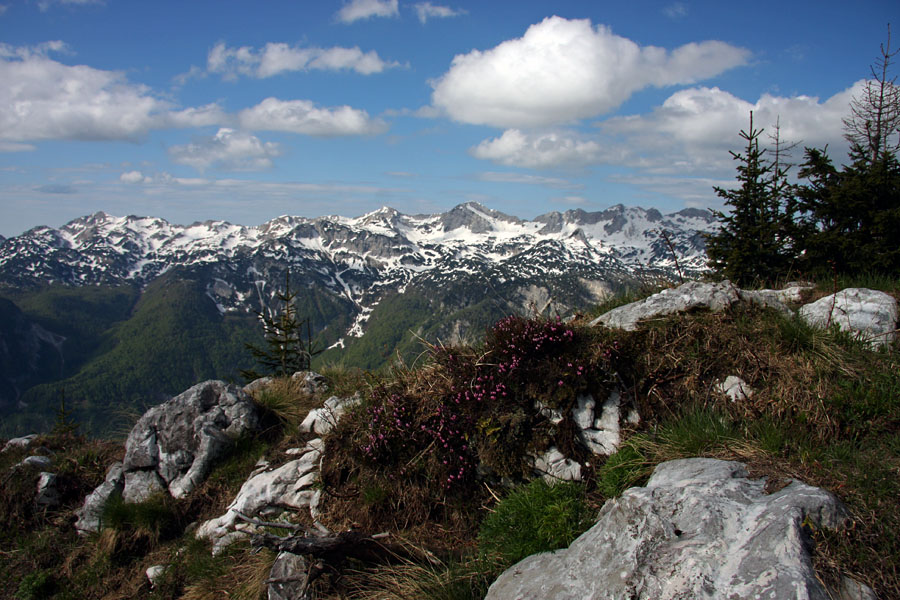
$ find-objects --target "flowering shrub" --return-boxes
[348,315,621,494]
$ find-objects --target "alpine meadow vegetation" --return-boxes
[1,27,899,600]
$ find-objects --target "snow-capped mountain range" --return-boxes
[0,202,716,339]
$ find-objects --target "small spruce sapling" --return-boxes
[241,273,322,381]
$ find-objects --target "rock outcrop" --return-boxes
[196,438,323,554]
[589,281,743,330]
[2,433,37,452]
[486,458,866,600]
[121,380,260,501]
[592,281,897,354]
[799,288,898,349]
[75,462,125,533]
[298,395,359,435]
[75,380,260,533]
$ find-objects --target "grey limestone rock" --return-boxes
[242,376,273,396]
[17,455,52,469]
[122,470,166,503]
[121,380,260,500]
[35,472,59,507]
[268,552,309,600]
[291,370,329,395]
[196,439,323,553]
[739,284,812,312]
[145,565,168,588]
[799,288,898,349]
[838,576,878,600]
[486,458,851,600]
[75,461,125,533]
[533,447,582,482]
[2,433,38,452]
[577,389,626,457]
[717,375,754,402]
[590,280,742,331]
[298,395,359,435]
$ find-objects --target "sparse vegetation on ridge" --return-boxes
[0,277,898,599]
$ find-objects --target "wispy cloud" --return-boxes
[168,128,282,172]
[663,2,688,19]
[413,2,466,24]
[478,171,583,190]
[37,0,103,11]
[336,0,398,24]
[207,41,401,80]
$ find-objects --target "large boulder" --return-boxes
[486,458,863,600]
[119,380,260,501]
[799,288,898,349]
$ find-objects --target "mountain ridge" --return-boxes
[0,201,715,306]
[0,202,718,435]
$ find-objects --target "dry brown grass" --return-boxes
[181,546,275,600]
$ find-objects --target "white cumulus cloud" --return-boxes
[239,98,387,137]
[471,129,606,169]
[120,170,148,183]
[470,84,860,176]
[599,84,859,174]
[207,41,400,79]
[414,3,466,24]
[0,42,229,148]
[430,16,750,128]
[168,128,282,172]
[336,0,398,23]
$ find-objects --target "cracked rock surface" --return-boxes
[487,458,861,600]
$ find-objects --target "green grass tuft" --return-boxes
[478,478,592,567]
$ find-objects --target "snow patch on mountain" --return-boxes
[0,202,717,339]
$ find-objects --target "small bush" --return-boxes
[478,478,591,566]
[101,493,181,541]
[15,569,56,600]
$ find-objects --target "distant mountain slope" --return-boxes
[0,297,65,413]
[0,203,717,436]
[2,274,262,436]
[0,202,715,331]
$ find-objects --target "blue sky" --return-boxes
[0,0,896,237]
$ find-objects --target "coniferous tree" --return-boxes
[241,273,321,381]
[795,27,900,276]
[706,112,795,286]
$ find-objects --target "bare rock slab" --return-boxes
[486,458,851,600]
[590,281,741,331]
[196,439,323,553]
[799,288,898,349]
